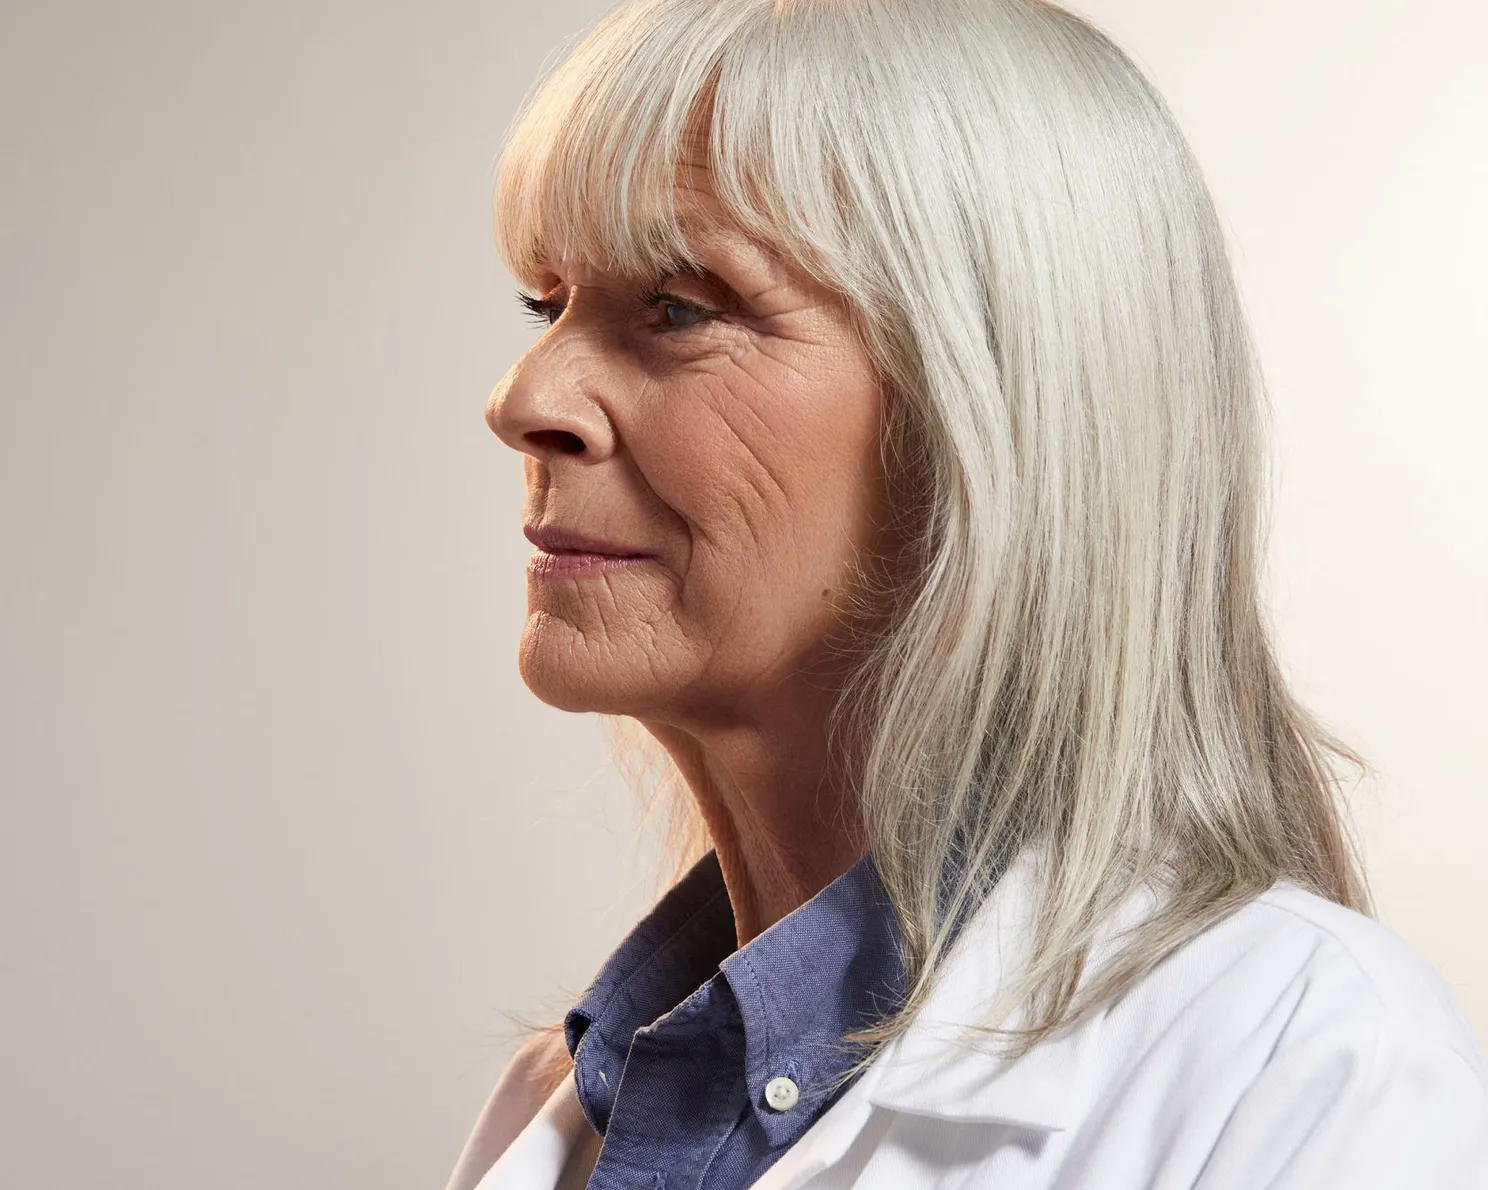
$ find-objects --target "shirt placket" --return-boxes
[583,984,748,1190]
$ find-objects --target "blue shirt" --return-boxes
[562,849,907,1190]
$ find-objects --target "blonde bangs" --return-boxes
[492,0,872,300]
[494,0,735,288]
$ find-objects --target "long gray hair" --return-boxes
[493,0,1371,1062]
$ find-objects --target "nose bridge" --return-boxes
[486,325,617,462]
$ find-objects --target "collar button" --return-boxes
[764,1076,800,1112]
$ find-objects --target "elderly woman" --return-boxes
[446,0,1488,1186]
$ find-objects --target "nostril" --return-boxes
[526,429,586,455]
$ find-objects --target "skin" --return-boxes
[486,143,897,945]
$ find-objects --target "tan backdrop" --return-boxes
[2,0,1484,1186]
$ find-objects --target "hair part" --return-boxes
[494,0,1372,1076]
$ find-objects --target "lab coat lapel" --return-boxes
[865,844,1109,1130]
[472,1070,591,1190]
[749,846,1108,1188]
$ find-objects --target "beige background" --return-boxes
[2,0,1484,1186]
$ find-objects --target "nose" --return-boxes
[485,336,617,464]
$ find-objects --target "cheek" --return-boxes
[634,362,884,610]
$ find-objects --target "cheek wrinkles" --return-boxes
[688,371,795,527]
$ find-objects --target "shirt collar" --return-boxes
[562,850,736,1134]
[563,848,907,1147]
[719,848,906,1146]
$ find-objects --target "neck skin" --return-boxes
[633,489,918,948]
[640,696,866,947]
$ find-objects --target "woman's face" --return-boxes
[487,157,890,725]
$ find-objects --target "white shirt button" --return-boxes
[764,1075,800,1112]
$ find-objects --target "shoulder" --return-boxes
[934,847,1482,1073]
[867,866,1488,1184]
[1083,881,1488,1145]
[1177,883,1485,1069]
[1247,884,1481,1051]
[1096,886,1488,1186]
[1054,882,1488,1186]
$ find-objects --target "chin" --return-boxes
[516,621,659,715]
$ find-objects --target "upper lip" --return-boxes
[523,524,654,557]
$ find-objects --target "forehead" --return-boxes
[498,87,774,288]
[523,158,738,284]
[530,200,801,304]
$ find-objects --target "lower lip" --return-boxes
[527,549,654,578]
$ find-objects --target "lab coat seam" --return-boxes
[1251,897,1473,1038]
[1245,898,1487,1078]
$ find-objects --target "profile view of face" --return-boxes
[485,143,891,726]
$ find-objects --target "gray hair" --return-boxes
[493,0,1371,1063]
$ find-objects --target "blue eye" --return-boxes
[641,290,714,330]
[513,288,716,332]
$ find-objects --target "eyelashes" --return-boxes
[516,290,559,328]
[513,287,718,332]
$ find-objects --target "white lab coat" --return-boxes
[447,846,1488,1189]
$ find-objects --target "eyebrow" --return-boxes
[659,222,777,303]
[662,259,750,311]
[528,220,760,308]
[611,235,751,308]
[654,251,711,279]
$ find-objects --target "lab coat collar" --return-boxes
[864,845,1156,1132]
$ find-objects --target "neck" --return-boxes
[639,700,866,946]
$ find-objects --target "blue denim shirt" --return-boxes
[562,849,906,1190]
